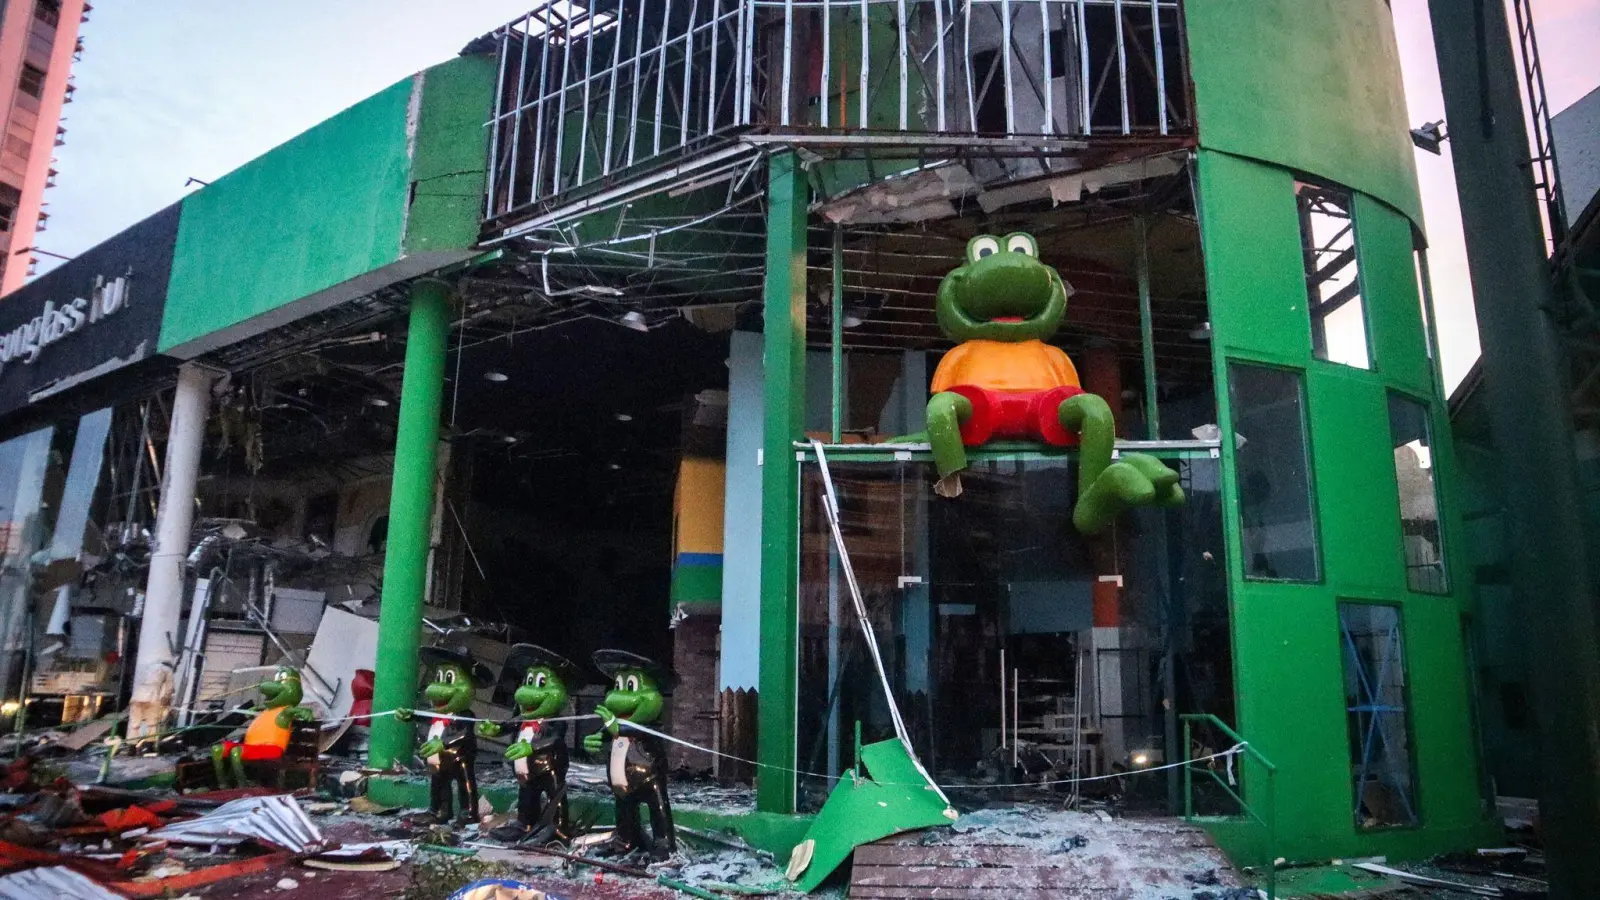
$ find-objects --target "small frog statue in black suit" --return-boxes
[394,644,492,827]
[477,643,578,844]
[583,649,676,860]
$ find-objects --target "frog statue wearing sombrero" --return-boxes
[394,644,492,827]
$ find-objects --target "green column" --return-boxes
[368,278,453,770]
[757,152,808,813]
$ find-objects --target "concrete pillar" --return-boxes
[367,279,452,769]
[128,363,214,739]
[1428,2,1600,894]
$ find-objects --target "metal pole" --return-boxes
[1428,1,1600,895]
[128,364,213,739]
[832,226,845,443]
[367,279,453,770]
[1135,215,1160,439]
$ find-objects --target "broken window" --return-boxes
[1388,393,1447,593]
[18,64,46,99]
[0,183,20,232]
[1228,363,1320,582]
[1296,182,1370,369]
[1339,602,1419,829]
[34,0,61,28]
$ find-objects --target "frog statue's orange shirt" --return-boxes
[931,339,1081,394]
[242,708,293,752]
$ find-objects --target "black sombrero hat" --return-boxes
[418,643,494,687]
[503,643,581,684]
[592,649,675,689]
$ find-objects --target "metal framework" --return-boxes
[1338,603,1419,829]
[485,0,1187,224]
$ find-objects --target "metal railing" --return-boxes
[1181,713,1277,900]
[484,0,1189,220]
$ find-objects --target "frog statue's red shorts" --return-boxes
[217,740,285,762]
[943,384,1086,447]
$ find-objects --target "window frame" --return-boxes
[1295,180,1374,371]
[17,63,47,99]
[1226,360,1324,584]
[1386,389,1450,595]
[1337,600,1422,830]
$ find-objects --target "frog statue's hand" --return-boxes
[476,721,502,738]
[275,706,315,729]
[417,738,445,759]
[393,707,414,723]
[505,741,534,762]
[582,731,604,756]
[595,704,620,736]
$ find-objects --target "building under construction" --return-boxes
[0,0,1552,890]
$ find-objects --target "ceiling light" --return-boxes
[1188,322,1212,341]
[620,311,650,332]
[607,462,622,471]
[614,413,633,422]
[503,435,519,444]
[484,371,509,382]
[366,398,390,407]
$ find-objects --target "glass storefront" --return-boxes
[794,451,1232,812]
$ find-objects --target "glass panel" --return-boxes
[1339,602,1419,828]
[1388,394,1447,593]
[0,428,57,707]
[795,454,1233,814]
[1228,364,1320,581]
[48,407,112,562]
[1297,182,1370,369]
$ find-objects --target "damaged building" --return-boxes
[0,0,1521,892]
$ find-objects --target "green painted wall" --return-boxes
[406,55,498,255]
[159,78,413,353]
[1199,148,1496,863]
[160,56,494,356]
[1187,0,1424,230]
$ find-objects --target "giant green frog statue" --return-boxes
[394,645,491,827]
[476,644,576,844]
[210,665,315,787]
[582,650,675,860]
[921,231,1184,533]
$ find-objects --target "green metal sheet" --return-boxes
[1186,0,1424,230]
[1196,151,1312,362]
[1355,194,1433,395]
[160,77,414,353]
[404,55,497,256]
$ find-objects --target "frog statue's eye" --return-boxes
[534,672,548,688]
[274,670,289,683]
[625,675,641,693]
[615,675,627,691]
[443,668,457,684]
[1005,233,1037,257]
[967,235,1001,262]
[524,670,538,686]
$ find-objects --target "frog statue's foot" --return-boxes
[1073,452,1184,535]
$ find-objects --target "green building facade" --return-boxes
[0,0,1499,876]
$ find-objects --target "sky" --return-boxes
[1392,0,1600,390]
[37,1,1600,393]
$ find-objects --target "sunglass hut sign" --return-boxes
[0,274,132,373]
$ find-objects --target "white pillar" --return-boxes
[128,364,214,739]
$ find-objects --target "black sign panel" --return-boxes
[0,202,180,419]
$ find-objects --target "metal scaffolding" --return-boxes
[485,0,1187,224]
